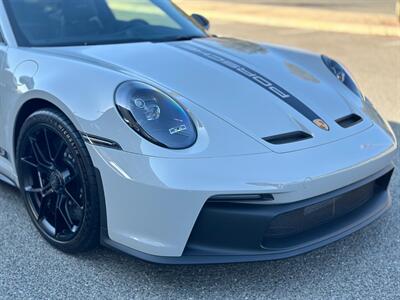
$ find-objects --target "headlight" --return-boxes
[321,55,362,98]
[115,81,197,149]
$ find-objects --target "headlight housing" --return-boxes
[115,81,197,149]
[322,55,362,98]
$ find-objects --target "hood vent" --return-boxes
[263,131,312,145]
[336,114,363,128]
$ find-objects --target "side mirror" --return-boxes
[191,14,210,31]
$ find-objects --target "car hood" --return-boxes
[45,37,373,153]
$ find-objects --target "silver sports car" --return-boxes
[0,0,397,264]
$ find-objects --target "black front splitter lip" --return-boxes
[101,190,391,265]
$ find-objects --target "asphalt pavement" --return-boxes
[1,19,400,300]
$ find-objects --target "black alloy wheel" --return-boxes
[17,109,99,253]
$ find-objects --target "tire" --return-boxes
[16,108,99,253]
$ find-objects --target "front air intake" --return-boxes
[263,131,312,145]
[336,114,363,128]
[208,194,274,203]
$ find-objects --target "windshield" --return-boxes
[3,0,207,47]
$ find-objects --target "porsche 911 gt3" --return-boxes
[0,0,397,264]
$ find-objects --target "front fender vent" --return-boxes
[263,131,312,145]
[336,114,363,128]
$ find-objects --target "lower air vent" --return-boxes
[208,194,274,203]
[263,131,312,145]
[336,114,363,128]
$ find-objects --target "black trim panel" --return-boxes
[95,168,109,241]
[173,43,322,124]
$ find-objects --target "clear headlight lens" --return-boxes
[322,55,362,98]
[115,81,197,149]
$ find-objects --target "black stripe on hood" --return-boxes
[173,43,323,125]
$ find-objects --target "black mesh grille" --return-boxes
[264,182,375,239]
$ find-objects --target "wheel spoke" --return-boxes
[25,185,43,193]
[37,169,44,189]
[25,183,53,196]
[38,195,51,220]
[43,128,53,161]
[53,140,67,163]
[65,188,83,210]
[42,184,54,198]
[20,156,39,168]
[54,194,62,235]
[29,137,52,168]
[57,195,74,232]
[37,170,53,197]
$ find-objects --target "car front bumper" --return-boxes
[87,124,397,263]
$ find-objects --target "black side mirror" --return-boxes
[191,14,210,31]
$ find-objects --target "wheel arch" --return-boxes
[13,97,77,157]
